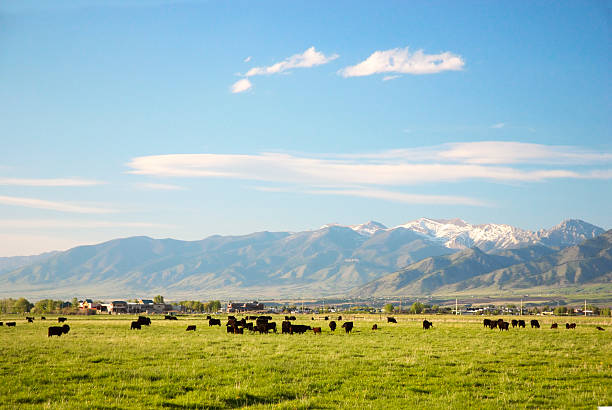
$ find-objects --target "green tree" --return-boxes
[554,306,568,315]
[71,297,79,311]
[601,307,611,317]
[383,303,394,313]
[409,302,424,314]
[153,295,165,304]
[14,297,32,313]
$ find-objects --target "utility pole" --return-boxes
[585,299,587,316]
[520,299,523,316]
[455,298,458,315]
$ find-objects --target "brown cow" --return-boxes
[313,327,322,334]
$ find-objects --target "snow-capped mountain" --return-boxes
[346,217,604,251]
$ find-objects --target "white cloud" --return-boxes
[134,183,185,191]
[0,219,171,229]
[244,56,252,63]
[382,75,401,81]
[0,177,104,186]
[0,195,115,214]
[339,47,464,78]
[231,78,252,93]
[244,47,338,77]
[127,143,611,187]
[491,123,505,129]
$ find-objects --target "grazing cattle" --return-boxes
[387,317,397,323]
[499,321,509,331]
[551,323,558,329]
[244,322,254,332]
[58,317,67,323]
[186,325,196,331]
[511,319,518,328]
[565,323,570,329]
[290,324,311,334]
[206,315,212,320]
[266,322,277,333]
[530,319,540,329]
[130,321,141,330]
[483,319,491,328]
[311,317,315,320]
[324,316,329,321]
[422,320,433,330]
[489,321,498,329]
[234,326,244,334]
[569,323,576,329]
[209,318,221,327]
[41,317,46,320]
[518,320,526,328]
[285,316,290,320]
[313,327,322,334]
[226,325,234,333]
[289,316,296,321]
[341,322,353,334]
[596,326,605,331]
[248,316,258,320]
[27,317,33,323]
[329,321,337,332]
[48,326,64,337]
[256,322,277,334]
[6,322,16,327]
[227,316,236,321]
[372,324,378,330]
[0,322,3,326]
[164,315,178,320]
[226,318,236,327]
[282,321,292,334]
[137,316,151,326]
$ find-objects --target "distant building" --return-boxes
[109,301,128,314]
[227,301,264,313]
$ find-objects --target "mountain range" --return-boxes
[0,218,608,299]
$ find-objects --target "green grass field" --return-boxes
[1,314,611,409]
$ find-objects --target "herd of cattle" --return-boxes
[0,315,606,336]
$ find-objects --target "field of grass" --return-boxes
[1,314,611,409]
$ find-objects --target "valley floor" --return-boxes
[0,314,611,409]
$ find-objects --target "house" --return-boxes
[81,299,102,310]
[109,301,128,314]
[227,301,265,313]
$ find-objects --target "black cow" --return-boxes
[41,317,46,320]
[483,319,491,328]
[423,320,433,330]
[209,318,221,327]
[282,321,292,334]
[130,321,141,330]
[186,325,196,331]
[565,323,570,329]
[6,322,16,327]
[530,319,540,329]
[289,316,297,321]
[290,324,311,334]
[569,323,576,329]
[0,322,3,326]
[234,326,244,334]
[596,326,605,331]
[244,322,254,332]
[337,316,342,321]
[387,317,397,323]
[499,321,509,331]
[227,315,236,320]
[518,320,526,328]
[58,317,67,323]
[256,322,277,334]
[266,322,277,333]
[341,322,353,333]
[164,315,178,320]
[137,316,151,326]
[372,324,378,330]
[48,326,64,337]
[511,319,518,328]
[206,315,212,320]
[329,321,337,332]
[226,318,236,327]
[551,323,558,329]
[27,317,33,323]
[489,320,498,329]
[324,316,329,321]
[226,325,234,333]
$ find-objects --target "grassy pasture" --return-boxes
[1,314,611,409]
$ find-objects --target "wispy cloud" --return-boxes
[0,219,172,229]
[339,47,464,78]
[0,195,115,214]
[231,78,252,94]
[491,123,505,129]
[134,182,185,191]
[0,177,104,187]
[382,75,401,81]
[244,47,338,77]
[232,47,338,93]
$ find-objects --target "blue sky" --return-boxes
[0,1,610,256]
